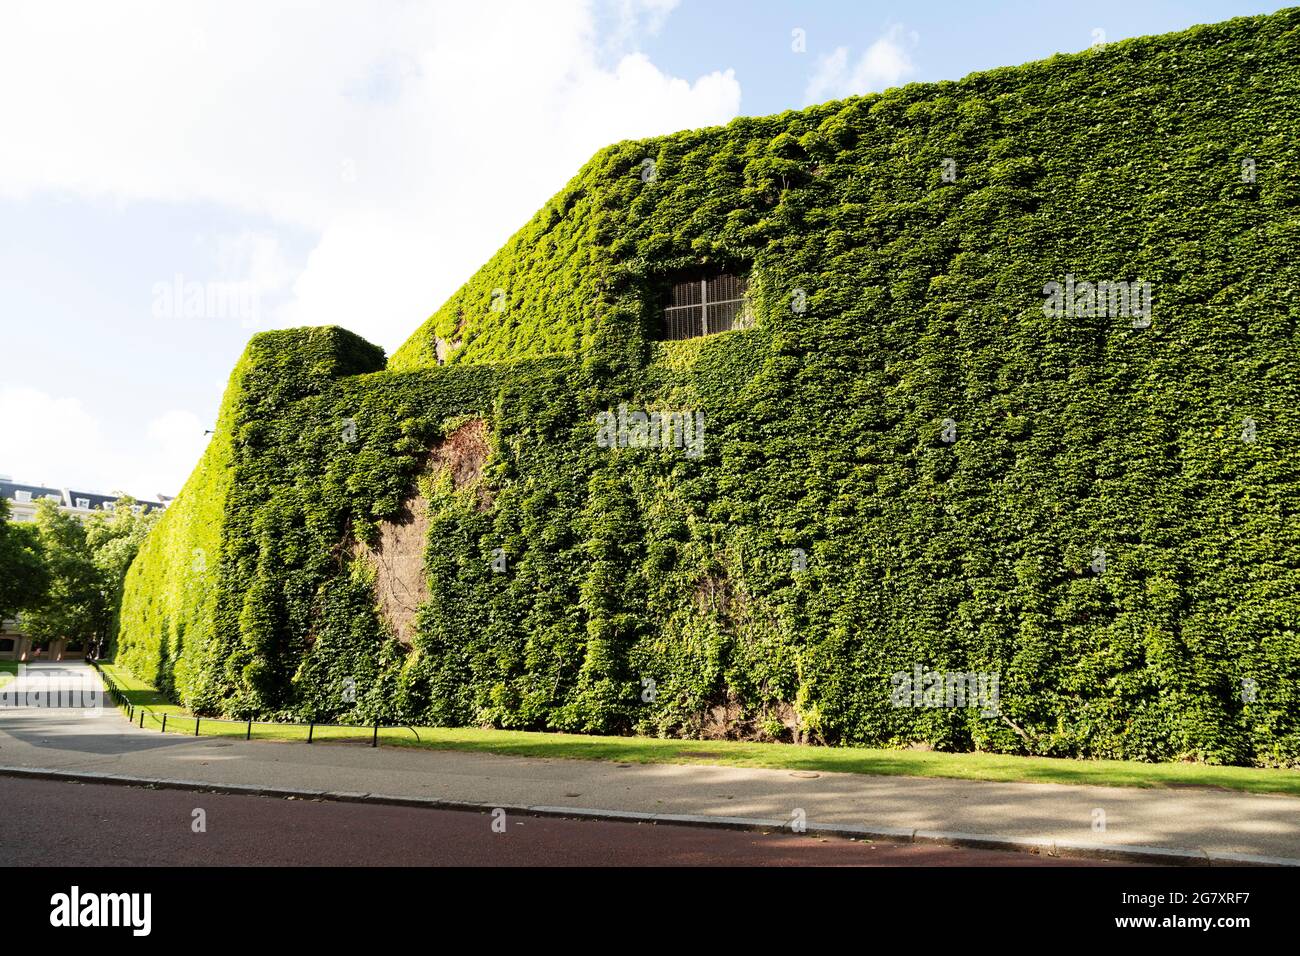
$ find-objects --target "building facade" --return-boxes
[0,477,169,662]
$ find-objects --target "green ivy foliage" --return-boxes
[119,10,1300,765]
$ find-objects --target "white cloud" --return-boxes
[0,388,101,488]
[0,387,206,498]
[214,232,294,300]
[606,0,680,52]
[142,410,209,495]
[804,24,918,104]
[0,0,742,354]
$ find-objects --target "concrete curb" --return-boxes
[3,763,1295,867]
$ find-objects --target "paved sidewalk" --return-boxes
[2,662,1298,864]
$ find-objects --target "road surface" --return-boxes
[0,775,1122,866]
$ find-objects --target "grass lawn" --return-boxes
[94,660,1300,798]
[97,662,185,715]
[0,660,18,689]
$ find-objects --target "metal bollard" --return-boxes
[161,714,167,733]
[247,719,252,741]
[372,723,379,748]
[195,717,201,737]
[307,722,314,744]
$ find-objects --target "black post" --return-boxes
[195,717,201,737]
[161,714,167,734]
[247,719,252,741]
[307,722,314,744]
[372,723,379,748]
[139,709,144,728]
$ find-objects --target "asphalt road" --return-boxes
[0,776,1123,866]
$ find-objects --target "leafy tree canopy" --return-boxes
[0,497,50,622]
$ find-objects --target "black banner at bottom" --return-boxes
[4,865,1292,943]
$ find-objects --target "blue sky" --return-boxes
[0,0,1288,497]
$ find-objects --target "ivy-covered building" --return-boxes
[117,9,1300,766]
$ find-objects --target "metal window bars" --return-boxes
[661,273,750,340]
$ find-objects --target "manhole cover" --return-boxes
[790,771,820,779]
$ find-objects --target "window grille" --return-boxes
[661,273,750,340]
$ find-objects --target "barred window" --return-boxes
[660,272,750,340]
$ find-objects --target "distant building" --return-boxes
[0,476,170,661]
[0,477,169,525]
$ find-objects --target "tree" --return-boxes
[0,497,49,621]
[22,498,102,649]
[18,496,161,655]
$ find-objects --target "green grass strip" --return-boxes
[95,661,1300,797]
